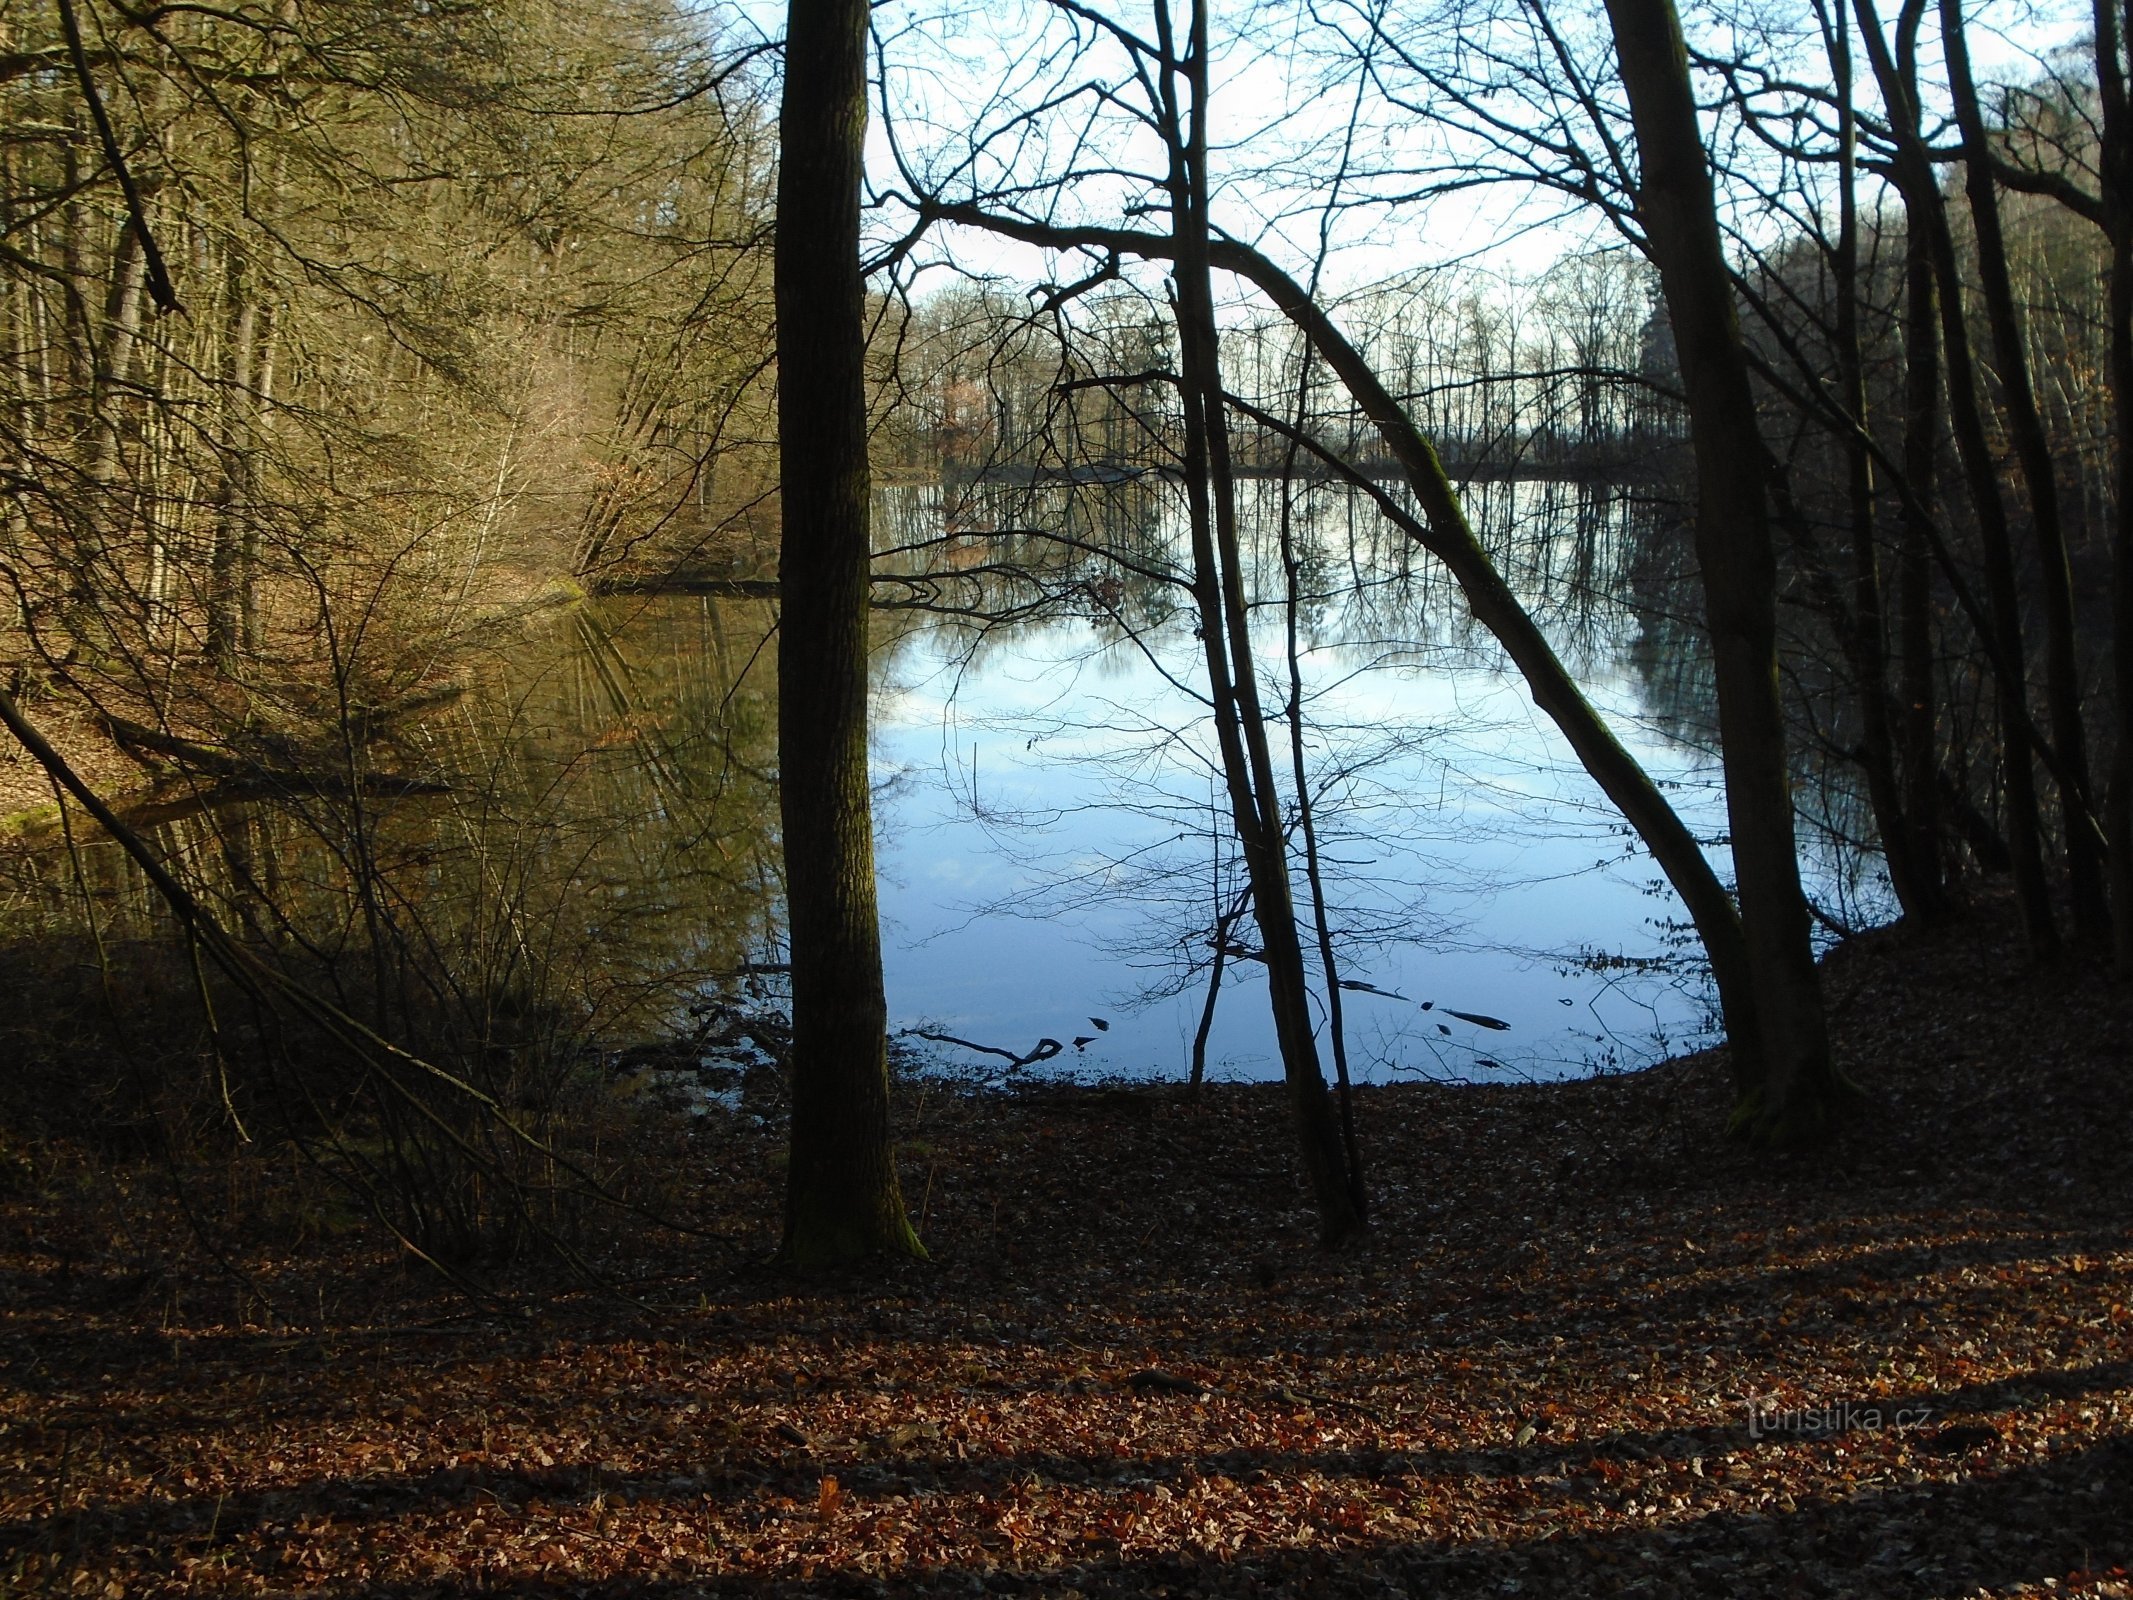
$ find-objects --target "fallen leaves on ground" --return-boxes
[2,903,2129,1597]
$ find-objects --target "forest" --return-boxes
[0,0,2129,1593]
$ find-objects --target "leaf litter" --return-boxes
[2,900,2129,1597]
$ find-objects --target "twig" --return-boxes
[57,0,180,313]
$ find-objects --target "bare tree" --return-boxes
[886,0,1854,1135]
[1157,0,1367,1240]
[1603,0,1844,1143]
[1940,0,2105,944]
[1852,0,2062,954]
[775,0,924,1264]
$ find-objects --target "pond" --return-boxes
[0,473,1889,1087]
[853,473,1882,1083]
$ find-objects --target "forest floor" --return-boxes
[2,902,2130,1598]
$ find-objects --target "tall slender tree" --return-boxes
[1941,0,2106,945]
[2098,0,2133,974]
[774,0,925,1264]
[1854,0,2061,956]
[1605,0,1847,1144]
[1814,0,1939,923]
[1157,0,1366,1242]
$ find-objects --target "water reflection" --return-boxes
[0,596,781,1058]
[865,475,1750,1082]
[0,473,1888,1084]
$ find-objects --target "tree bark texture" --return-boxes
[774,0,923,1266]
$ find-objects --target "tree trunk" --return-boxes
[78,220,148,606]
[2098,0,2133,974]
[1854,0,2059,954]
[1606,0,1844,1146]
[1943,0,2106,944]
[774,0,923,1266]
[209,246,261,669]
[1162,0,1364,1242]
[1898,223,1947,906]
[1821,0,1938,921]
[1279,369,1366,1212]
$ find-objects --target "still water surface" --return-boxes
[3,475,1887,1083]
[853,476,1881,1082]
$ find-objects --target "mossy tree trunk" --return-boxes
[774,0,923,1267]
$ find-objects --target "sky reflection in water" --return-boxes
[864,480,1796,1085]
